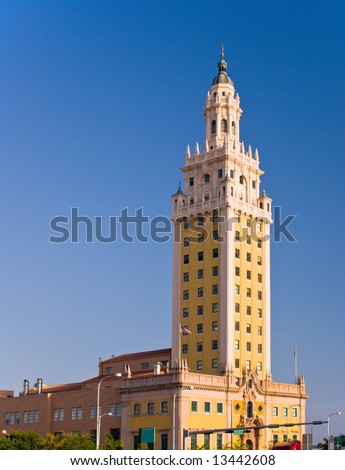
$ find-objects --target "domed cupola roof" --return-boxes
[212,45,233,86]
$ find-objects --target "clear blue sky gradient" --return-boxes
[0,1,344,443]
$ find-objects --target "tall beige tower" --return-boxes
[171,49,273,380]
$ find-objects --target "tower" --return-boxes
[171,49,272,379]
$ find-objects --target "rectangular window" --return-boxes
[191,401,198,412]
[184,237,189,247]
[191,434,197,449]
[34,410,39,423]
[109,404,115,416]
[257,361,262,372]
[235,230,240,241]
[213,230,219,240]
[198,251,204,261]
[53,409,59,422]
[258,256,262,266]
[197,342,203,352]
[235,266,240,277]
[204,402,211,413]
[247,270,251,280]
[184,255,189,264]
[115,404,122,416]
[258,308,262,319]
[247,253,251,262]
[246,288,251,298]
[235,248,240,259]
[198,233,204,243]
[190,197,194,205]
[217,434,223,450]
[197,360,203,371]
[72,407,77,421]
[161,401,169,413]
[235,358,240,369]
[197,305,203,316]
[189,177,194,186]
[235,285,240,295]
[213,248,218,258]
[246,323,251,334]
[273,406,278,417]
[247,235,251,245]
[235,340,240,350]
[283,407,288,417]
[212,266,218,276]
[182,344,188,354]
[198,269,203,279]
[247,306,251,316]
[258,326,262,336]
[292,408,298,418]
[235,302,240,313]
[218,169,223,178]
[197,287,203,298]
[198,216,205,226]
[212,340,218,350]
[245,360,251,370]
[246,342,251,352]
[212,358,218,369]
[212,302,218,313]
[204,434,210,450]
[147,402,154,414]
[183,308,189,318]
[184,220,189,230]
[161,433,168,450]
[141,362,149,370]
[183,290,189,300]
[235,321,240,331]
[183,272,189,282]
[212,284,218,295]
[258,273,262,283]
[212,210,219,223]
[212,321,218,331]
[90,405,96,419]
[197,323,203,334]
[252,180,256,189]
[258,238,262,248]
[258,344,262,354]
[217,403,223,414]
[258,291,262,300]
[133,403,141,416]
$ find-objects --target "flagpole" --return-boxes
[179,323,181,369]
[294,344,298,384]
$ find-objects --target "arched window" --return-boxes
[247,401,253,418]
[221,119,228,132]
[211,120,216,134]
[204,174,210,183]
[231,121,236,136]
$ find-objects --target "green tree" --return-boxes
[100,433,123,450]
[46,432,96,450]
[0,430,45,450]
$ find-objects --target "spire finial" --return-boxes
[220,43,225,60]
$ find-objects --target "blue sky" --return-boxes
[0,0,344,443]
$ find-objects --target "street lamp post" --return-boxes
[327,411,341,446]
[172,386,193,450]
[96,374,120,450]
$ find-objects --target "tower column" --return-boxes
[263,220,271,375]
[220,204,235,372]
[171,219,182,368]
